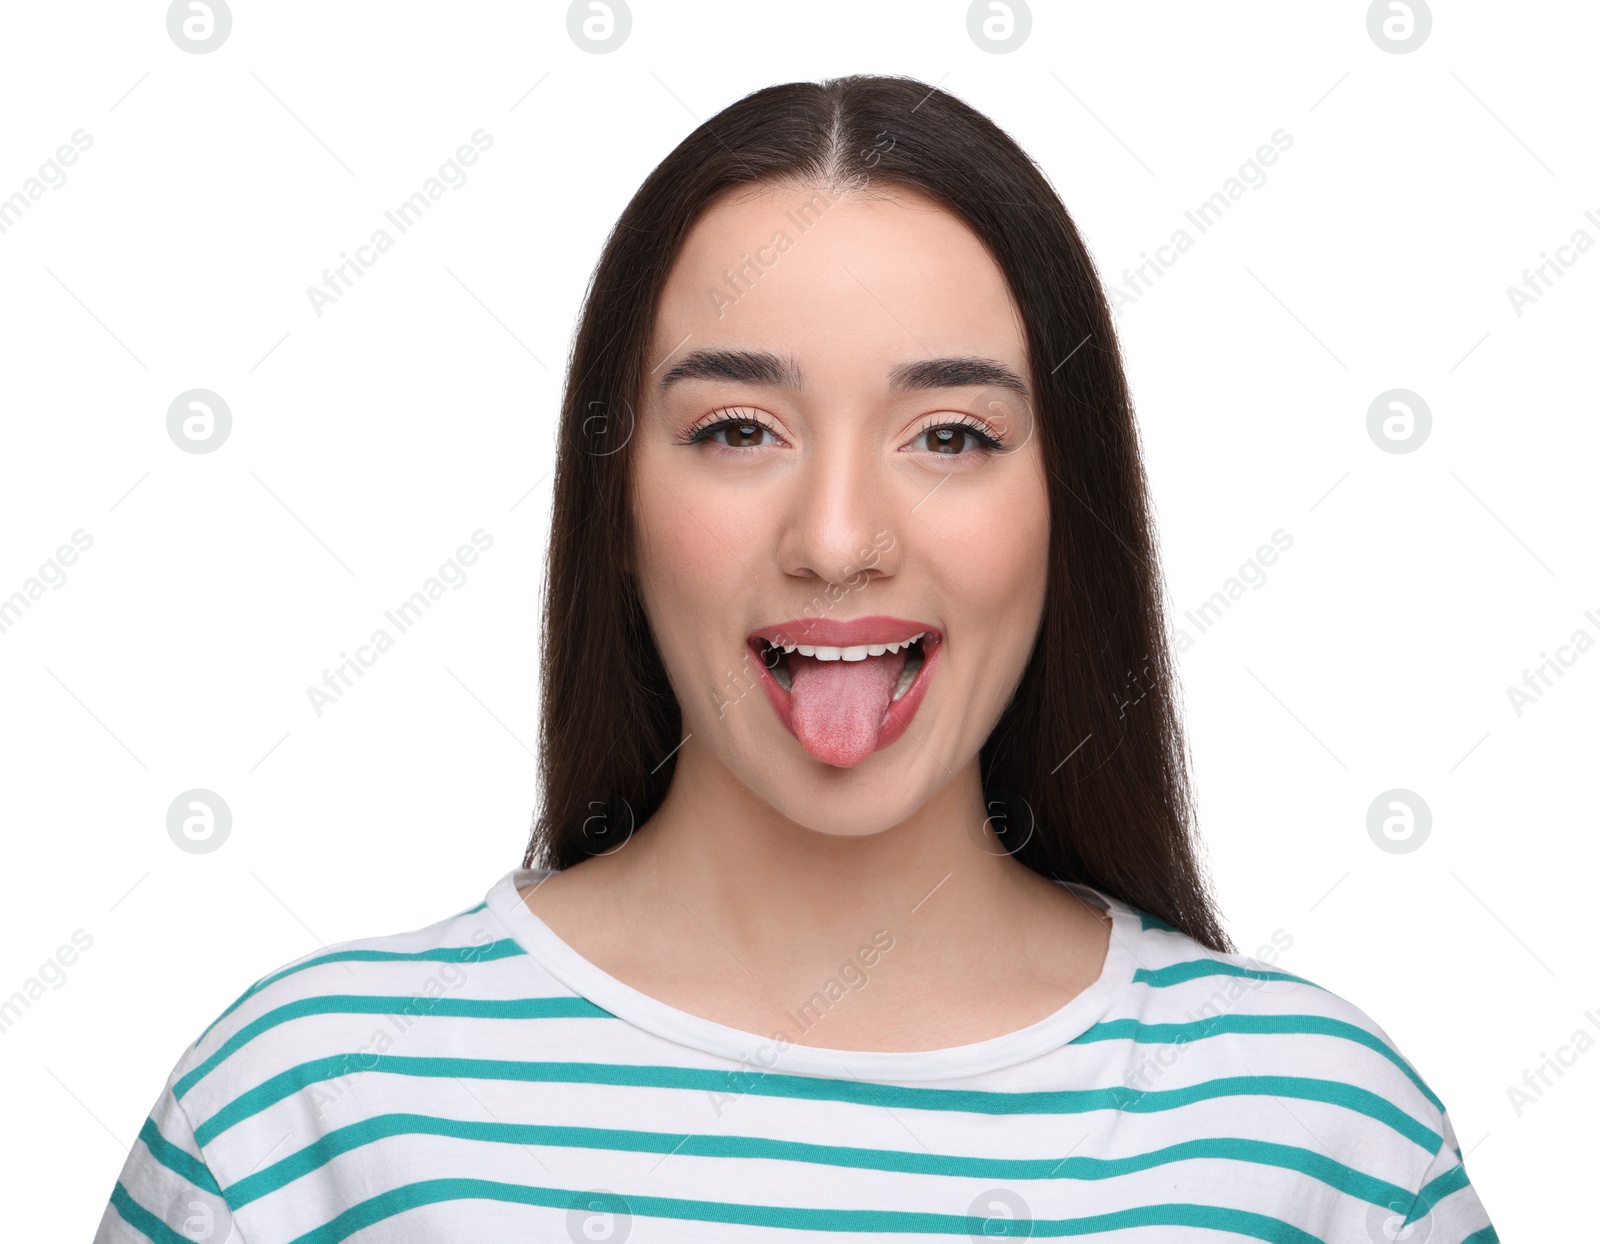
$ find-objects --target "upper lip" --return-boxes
[749,615,941,648]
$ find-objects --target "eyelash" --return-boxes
[675,407,778,449]
[676,408,1008,456]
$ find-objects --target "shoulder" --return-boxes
[1116,906,1445,1106]
[1105,901,1462,1195]
[96,884,589,1238]
[191,892,517,1047]
[164,884,581,1153]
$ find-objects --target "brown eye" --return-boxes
[925,426,972,454]
[677,409,784,450]
[914,420,1005,456]
[717,421,772,448]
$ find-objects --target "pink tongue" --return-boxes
[787,650,907,768]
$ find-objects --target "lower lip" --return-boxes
[746,634,944,758]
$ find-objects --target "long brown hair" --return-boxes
[523,74,1234,954]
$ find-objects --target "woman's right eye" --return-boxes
[678,409,786,451]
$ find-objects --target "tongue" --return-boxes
[787,650,907,768]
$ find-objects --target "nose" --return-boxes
[776,430,900,590]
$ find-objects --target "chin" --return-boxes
[750,772,933,841]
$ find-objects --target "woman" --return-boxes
[97,75,1496,1242]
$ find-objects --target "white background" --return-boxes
[1,1,1593,1236]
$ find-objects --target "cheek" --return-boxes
[635,469,741,570]
[932,469,1050,626]
[630,465,754,651]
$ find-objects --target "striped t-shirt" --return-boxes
[95,866,1497,1242]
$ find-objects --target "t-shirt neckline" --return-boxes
[482,865,1139,1082]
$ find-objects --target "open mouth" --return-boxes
[744,617,943,768]
[758,632,927,702]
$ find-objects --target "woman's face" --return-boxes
[628,180,1051,836]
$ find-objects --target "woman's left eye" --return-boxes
[909,419,1006,456]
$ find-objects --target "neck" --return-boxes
[527,737,1111,1051]
[604,735,1046,980]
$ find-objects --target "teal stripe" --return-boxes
[107,1180,194,1244]
[1135,959,1317,989]
[137,1116,222,1195]
[193,1054,1441,1154]
[450,900,488,917]
[1462,1229,1499,1243]
[196,940,526,1043]
[225,1110,1411,1211]
[1406,1155,1472,1224]
[1076,1015,1445,1112]
[1136,910,1179,934]
[178,994,611,1099]
[285,1178,1325,1243]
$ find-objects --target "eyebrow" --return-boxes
[657,348,1030,399]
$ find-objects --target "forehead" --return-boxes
[648,182,1028,390]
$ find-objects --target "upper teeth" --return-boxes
[771,632,925,662]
